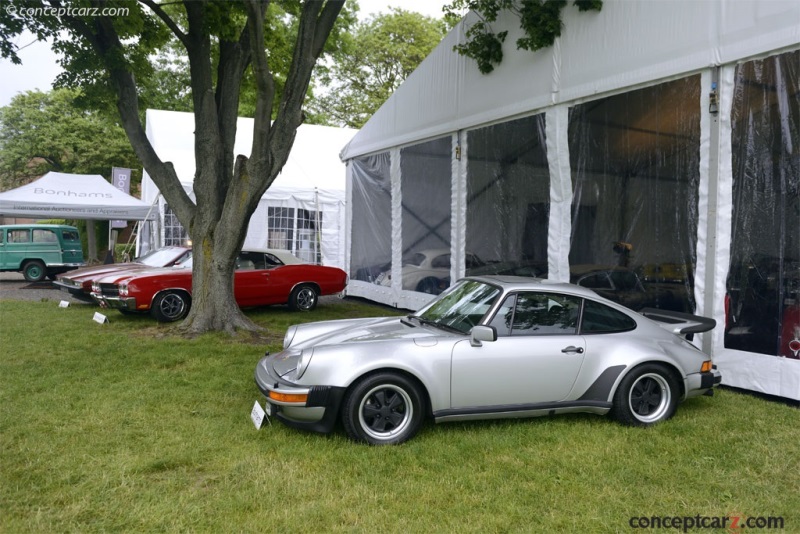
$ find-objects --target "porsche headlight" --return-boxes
[295,348,314,380]
[272,347,313,381]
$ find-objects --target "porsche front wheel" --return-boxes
[612,364,679,426]
[342,372,425,445]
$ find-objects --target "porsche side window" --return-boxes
[580,300,637,334]
[488,294,516,336]
[490,292,580,336]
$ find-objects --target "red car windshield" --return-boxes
[136,248,189,267]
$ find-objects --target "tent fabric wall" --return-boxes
[140,110,355,268]
[342,1,800,400]
[341,0,799,161]
[0,172,155,221]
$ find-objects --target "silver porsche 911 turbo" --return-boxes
[254,276,721,445]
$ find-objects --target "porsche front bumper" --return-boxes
[254,355,346,434]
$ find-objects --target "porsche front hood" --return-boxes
[291,316,444,349]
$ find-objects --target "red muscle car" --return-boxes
[54,246,191,300]
[90,248,348,322]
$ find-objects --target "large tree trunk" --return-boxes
[72,0,344,335]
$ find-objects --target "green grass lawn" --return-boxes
[1,298,798,533]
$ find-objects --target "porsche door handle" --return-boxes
[561,346,584,354]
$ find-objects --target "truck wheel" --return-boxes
[22,260,46,282]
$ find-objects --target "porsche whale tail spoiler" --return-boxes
[639,308,716,337]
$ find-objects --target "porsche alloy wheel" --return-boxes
[289,284,318,312]
[151,291,190,322]
[612,364,678,426]
[342,372,425,445]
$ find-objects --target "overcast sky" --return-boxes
[0,0,451,107]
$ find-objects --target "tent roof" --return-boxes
[341,0,799,160]
[145,110,357,193]
[0,172,155,221]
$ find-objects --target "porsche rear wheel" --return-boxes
[612,364,678,426]
[342,372,425,445]
[150,290,191,322]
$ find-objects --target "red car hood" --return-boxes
[58,262,147,283]
[96,265,193,285]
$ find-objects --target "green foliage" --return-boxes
[1,299,799,531]
[308,8,446,128]
[1,0,352,333]
[446,0,602,74]
[459,22,508,75]
[0,88,142,191]
[115,242,136,261]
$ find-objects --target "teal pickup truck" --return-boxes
[0,224,85,282]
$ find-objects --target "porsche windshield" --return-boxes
[415,280,501,334]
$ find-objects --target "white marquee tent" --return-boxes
[0,171,155,221]
[341,0,800,399]
[140,109,357,267]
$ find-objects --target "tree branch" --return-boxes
[270,1,344,176]
[51,0,194,225]
[244,0,274,174]
[138,0,189,47]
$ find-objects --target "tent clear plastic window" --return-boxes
[267,207,295,252]
[399,137,452,294]
[163,203,189,246]
[349,153,392,283]
[725,50,800,359]
[568,75,701,313]
[466,114,549,279]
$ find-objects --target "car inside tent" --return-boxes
[340,0,800,400]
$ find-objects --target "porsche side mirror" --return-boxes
[470,325,497,347]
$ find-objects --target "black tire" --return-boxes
[150,291,190,322]
[342,372,425,445]
[288,284,318,312]
[416,277,443,295]
[611,363,679,426]
[22,260,46,282]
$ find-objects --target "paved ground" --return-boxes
[0,273,90,306]
[0,272,90,304]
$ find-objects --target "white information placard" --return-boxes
[251,400,266,430]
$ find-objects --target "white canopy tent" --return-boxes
[0,171,155,221]
[341,0,800,399]
[140,109,357,267]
